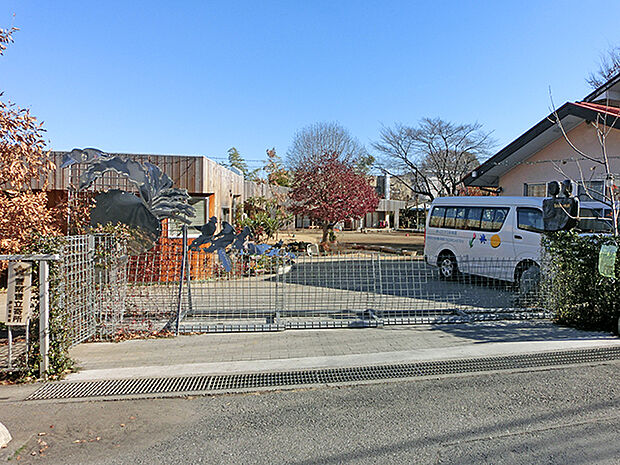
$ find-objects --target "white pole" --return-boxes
[7,326,11,370]
[39,261,49,378]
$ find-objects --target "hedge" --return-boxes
[542,231,619,334]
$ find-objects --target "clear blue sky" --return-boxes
[2,1,620,169]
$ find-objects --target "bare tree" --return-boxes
[286,122,369,171]
[549,95,620,236]
[586,46,620,90]
[372,118,494,200]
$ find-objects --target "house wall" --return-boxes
[498,122,620,196]
[35,152,206,193]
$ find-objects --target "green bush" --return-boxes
[543,231,619,334]
[22,234,74,379]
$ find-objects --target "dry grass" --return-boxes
[277,229,425,253]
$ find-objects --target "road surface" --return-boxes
[3,360,619,464]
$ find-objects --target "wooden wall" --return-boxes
[33,152,205,193]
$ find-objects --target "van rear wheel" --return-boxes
[438,252,458,280]
[516,262,541,296]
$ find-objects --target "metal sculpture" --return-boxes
[189,216,218,251]
[190,219,295,272]
[70,148,195,251]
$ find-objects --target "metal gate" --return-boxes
[172,250,549,333]
[113,236,551,334]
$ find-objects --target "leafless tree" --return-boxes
[286,122,369,171]
[586,45,620,89]
[549,95,620,236]
[372,118,494,200]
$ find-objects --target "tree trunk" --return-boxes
[321,223,331,243]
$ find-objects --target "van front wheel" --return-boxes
[438,252,458,280]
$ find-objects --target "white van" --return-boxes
[424,196,612,284]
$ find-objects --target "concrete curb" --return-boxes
[0,422,11,448]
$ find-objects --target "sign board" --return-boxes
[599,245,618,278]
[1,261,33,325]
[542,197,579,232]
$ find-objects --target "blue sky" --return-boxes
[2,1,620,169]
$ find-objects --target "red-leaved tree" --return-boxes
[1,27,59,263]
[289,152,380,243]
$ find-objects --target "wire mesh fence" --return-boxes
[2,233,554,370]
[176,250,550,332]
[122,241,183,333]
[93,235,128,339]
[57,235,97,346]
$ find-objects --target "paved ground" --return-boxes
[65,321,619,381]
[0,321,619,463]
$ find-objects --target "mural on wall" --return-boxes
[68,148,195,251]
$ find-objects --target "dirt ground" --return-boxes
[277,229,425,254]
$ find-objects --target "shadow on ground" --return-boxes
[428,321,614,344]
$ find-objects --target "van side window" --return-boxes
[454,208,467,229]
[444,207,457,228]
[480,207,509,231]
[465,207,483,230]
[429,207,445,228]
[517,207,543,232]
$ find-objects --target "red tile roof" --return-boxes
[572,101,620,117]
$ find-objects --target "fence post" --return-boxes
[185,230,193,314]
[275,256,282,325]
[376,253,384,294]
[175,226,188,336]
[39,260,49,378]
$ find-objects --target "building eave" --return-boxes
[462,102,620,187]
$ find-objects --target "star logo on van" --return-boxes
[479,234,487,244]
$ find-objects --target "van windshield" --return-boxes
[577,208,613,233]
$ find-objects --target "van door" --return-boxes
[513,207,543,277]
[469,206,513,280]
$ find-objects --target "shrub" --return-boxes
[542,231,619,333]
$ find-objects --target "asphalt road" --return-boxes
[3,361,619,464]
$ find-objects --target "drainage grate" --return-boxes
[26,346,620,401]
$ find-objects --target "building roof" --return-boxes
[462,71,620,188]
[462,101,620,188]
[583,71,620,103]
[572,101,620,117]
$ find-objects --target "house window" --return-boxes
[168,196,209,238]
[523,183,547,197]
[577,181,605,202]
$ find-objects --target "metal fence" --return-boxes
[2,233,553,372]
[93,235,128,339]
[173,251,549,333]
[57,235,97,346]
